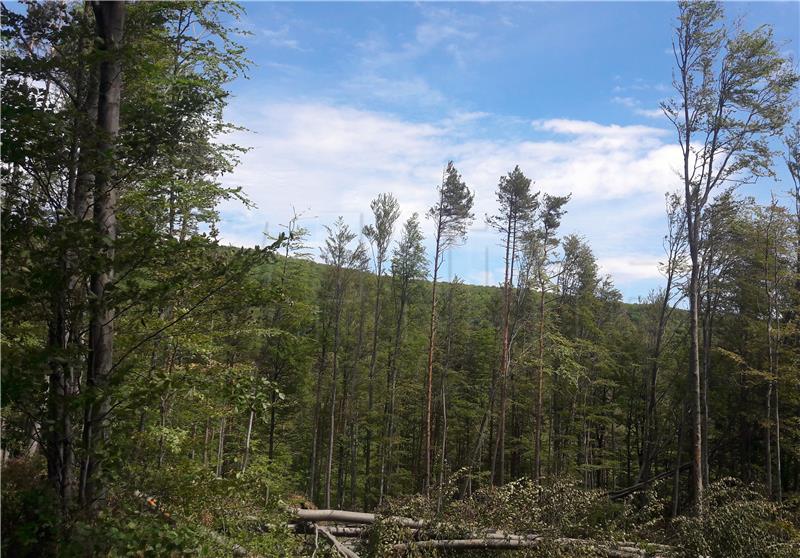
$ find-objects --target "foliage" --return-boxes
[672,478,800,558]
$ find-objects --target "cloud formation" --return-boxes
[219,101,680,296]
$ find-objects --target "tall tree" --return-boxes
[378,213,427,503]
[319,218,367,508]
[362,193,400,509]
[531,194,569,482]
[663,0,796,510]
[424,162,474,492]
[80,0,126,508]
[639,193,687,485]
[486,166,538,485]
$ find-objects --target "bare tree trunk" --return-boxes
[81,0,125,509]
[364,262,384,509]
[309,321,329,502]
[493,222,513,486]
[424,232,442,494]
[378,293,406,504]
[701,304,712,488]
[268,392,276,460]
[203,418,210,467]
[764,206,776,500]
[765,382,773,498]
[325,291,344,509]
[216,416,226,477]
[534,277,546,483]
[774,381,782,502]
[686,212,704,513]
[157,396,167,468]
[242,408,255,473]
[672,406,686,518]
[437,376,448,513]
[189,424,196,461]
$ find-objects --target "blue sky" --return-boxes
[218,1,800,301]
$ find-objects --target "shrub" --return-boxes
[672,478,800,558]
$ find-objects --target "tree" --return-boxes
[378,213,427,502]
[639,193,687,485]
[80,0,126,509]
[362,193,400,509]
[424,162,474,492]
[259,209,313,465]
[3,0,258,520]
[486,166,538,485]
[530,194,569,482]
[663,0,797,510]
[319,218,367,508]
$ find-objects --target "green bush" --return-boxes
[672,478,800,558]
[1,457,59,558]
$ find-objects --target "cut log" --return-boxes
[393,538,539,551]
[290,508,424,528]
[292,508,673,557]
[393,536,669,557]
[293,524,365,537]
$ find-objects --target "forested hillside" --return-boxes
[2,1,800,557]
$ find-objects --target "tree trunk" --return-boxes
[672,406,686,518]
[80,0,125,509]
[534,272,546,483]
[437,374,448,512]
[774,381,782,502]
[493,220,513,486]
[379,287,407,504]
[268,392,276,460]
[766,380,773,499]
[325,280,344,508]
[242,408,255,473]
[685,208,704,513]
[203,418,210,467]
[309,319,329,502]
[216,416,226,477]
[424,230,442,493]
[364,262,383,509]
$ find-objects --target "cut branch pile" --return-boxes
[288,508,673,557]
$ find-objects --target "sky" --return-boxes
[217,1,800,301]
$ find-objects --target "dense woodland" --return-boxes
[2,1,800,557]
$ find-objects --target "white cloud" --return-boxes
[611,95,665,119]
[219,101,682,294]
[262,27,307,51]
[341,75,447,107]
[358,6,483,70]
[634,107,665,119]
[597,255,663,283]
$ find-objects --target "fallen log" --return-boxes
[393,537,668,557]
[292,508,673,557]
[290,508,424,528]
[392,538,539,551]
[292,524,365,538]
[608,464,690,500]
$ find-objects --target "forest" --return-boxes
[2,1,800,557]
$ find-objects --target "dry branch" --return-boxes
[315,525,361,558]
[608,464,690,500]
[291,508,673,557]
